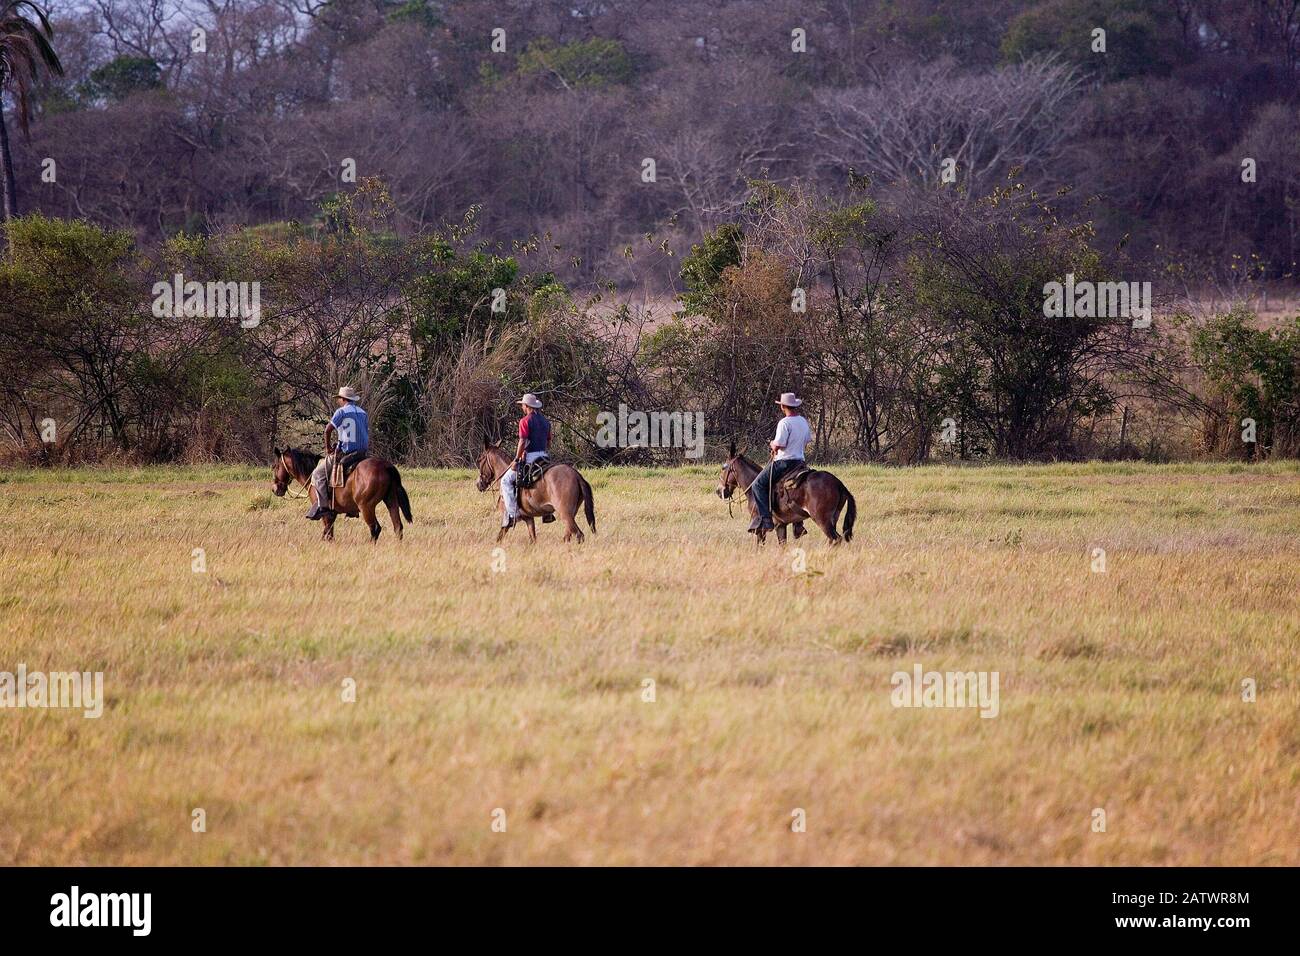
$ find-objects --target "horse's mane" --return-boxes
[728,453,763,503]
[284,447,322,473]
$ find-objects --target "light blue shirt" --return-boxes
[331,403,369,453]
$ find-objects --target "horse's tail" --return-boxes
[389,465,413,522]
[840,481,856,543]
[580,474,596,533]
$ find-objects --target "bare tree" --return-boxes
[813,56,1082,191]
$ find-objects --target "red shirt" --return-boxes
[519,411,551,453]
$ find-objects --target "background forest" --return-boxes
[2,0,1298,463]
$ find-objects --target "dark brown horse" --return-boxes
[716,446,856,546]
[272,447,413,542]
[475,443,596,543]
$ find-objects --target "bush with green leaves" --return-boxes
[1191,307,1300,458]
[1001,0,1183,81]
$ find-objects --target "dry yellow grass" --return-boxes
[0,460,1297,865]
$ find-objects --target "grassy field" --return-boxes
[1,460,1297,865]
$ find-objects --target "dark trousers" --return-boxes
[752,458,804,520]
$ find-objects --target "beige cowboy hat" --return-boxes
[775,392,803,407]
[337,385,362,402]
[517,393,543,409]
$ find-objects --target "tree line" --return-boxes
[4,174,1297,465]
[9,0,1300,287]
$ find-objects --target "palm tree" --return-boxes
[0,1,62,225]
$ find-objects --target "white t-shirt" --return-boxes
[774,415,811,461]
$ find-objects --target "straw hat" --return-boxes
[518,393,543,409]
[337,386,362,402]
[775,392,802,408]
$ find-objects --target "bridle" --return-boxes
[721,457,768,520]
[277,452,312,499]
[477,452,510,491]
[721,459,753,519]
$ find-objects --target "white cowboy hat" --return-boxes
[517,393,543,409]
[775,392,802,407]
[337,386,361,402]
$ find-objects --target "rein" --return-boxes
[483,452,545,491]
[279,453,314,499]
[725,455,776,521]
[482,454,512,490]
[725,460,762,519]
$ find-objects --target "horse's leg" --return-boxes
[383,477,403,540]
[561,488,584,544]
[360,497,381,543]
[829,499,846,544]
[746,503,762,547]
[806,483,843,546]
[814,503,841,545]
[775,523,787,546]
[519,490,538,542]
[544,476,583,544]
[322,511,336,542]
[782,494,809,540]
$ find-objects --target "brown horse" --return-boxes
[716,446,856,546]
[475,443,596,543]
[272,447,413,542]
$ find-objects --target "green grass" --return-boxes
[0,460,1297,864]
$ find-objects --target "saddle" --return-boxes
[516,456,552,490]
[329,449,368,488]
[775,463,816,510]
[515,457,557,523]
[778,463,815,490]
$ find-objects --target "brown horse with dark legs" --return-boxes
[475,443,596,543]
[272,447,413,542]
[716,445,856,546]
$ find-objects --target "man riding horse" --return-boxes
[748,392,813,534]
[474,393,596,543]
[306,385,370,521]
[717,391,855,546]
[273,383,411,542]
[499,392,551,532]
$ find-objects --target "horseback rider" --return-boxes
[499,392,551,530]
[749,392,812,534]
[306,385,370,521]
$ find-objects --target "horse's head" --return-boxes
[271,447,292,497]
[717,442,745,499]
[475,440,504,492]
